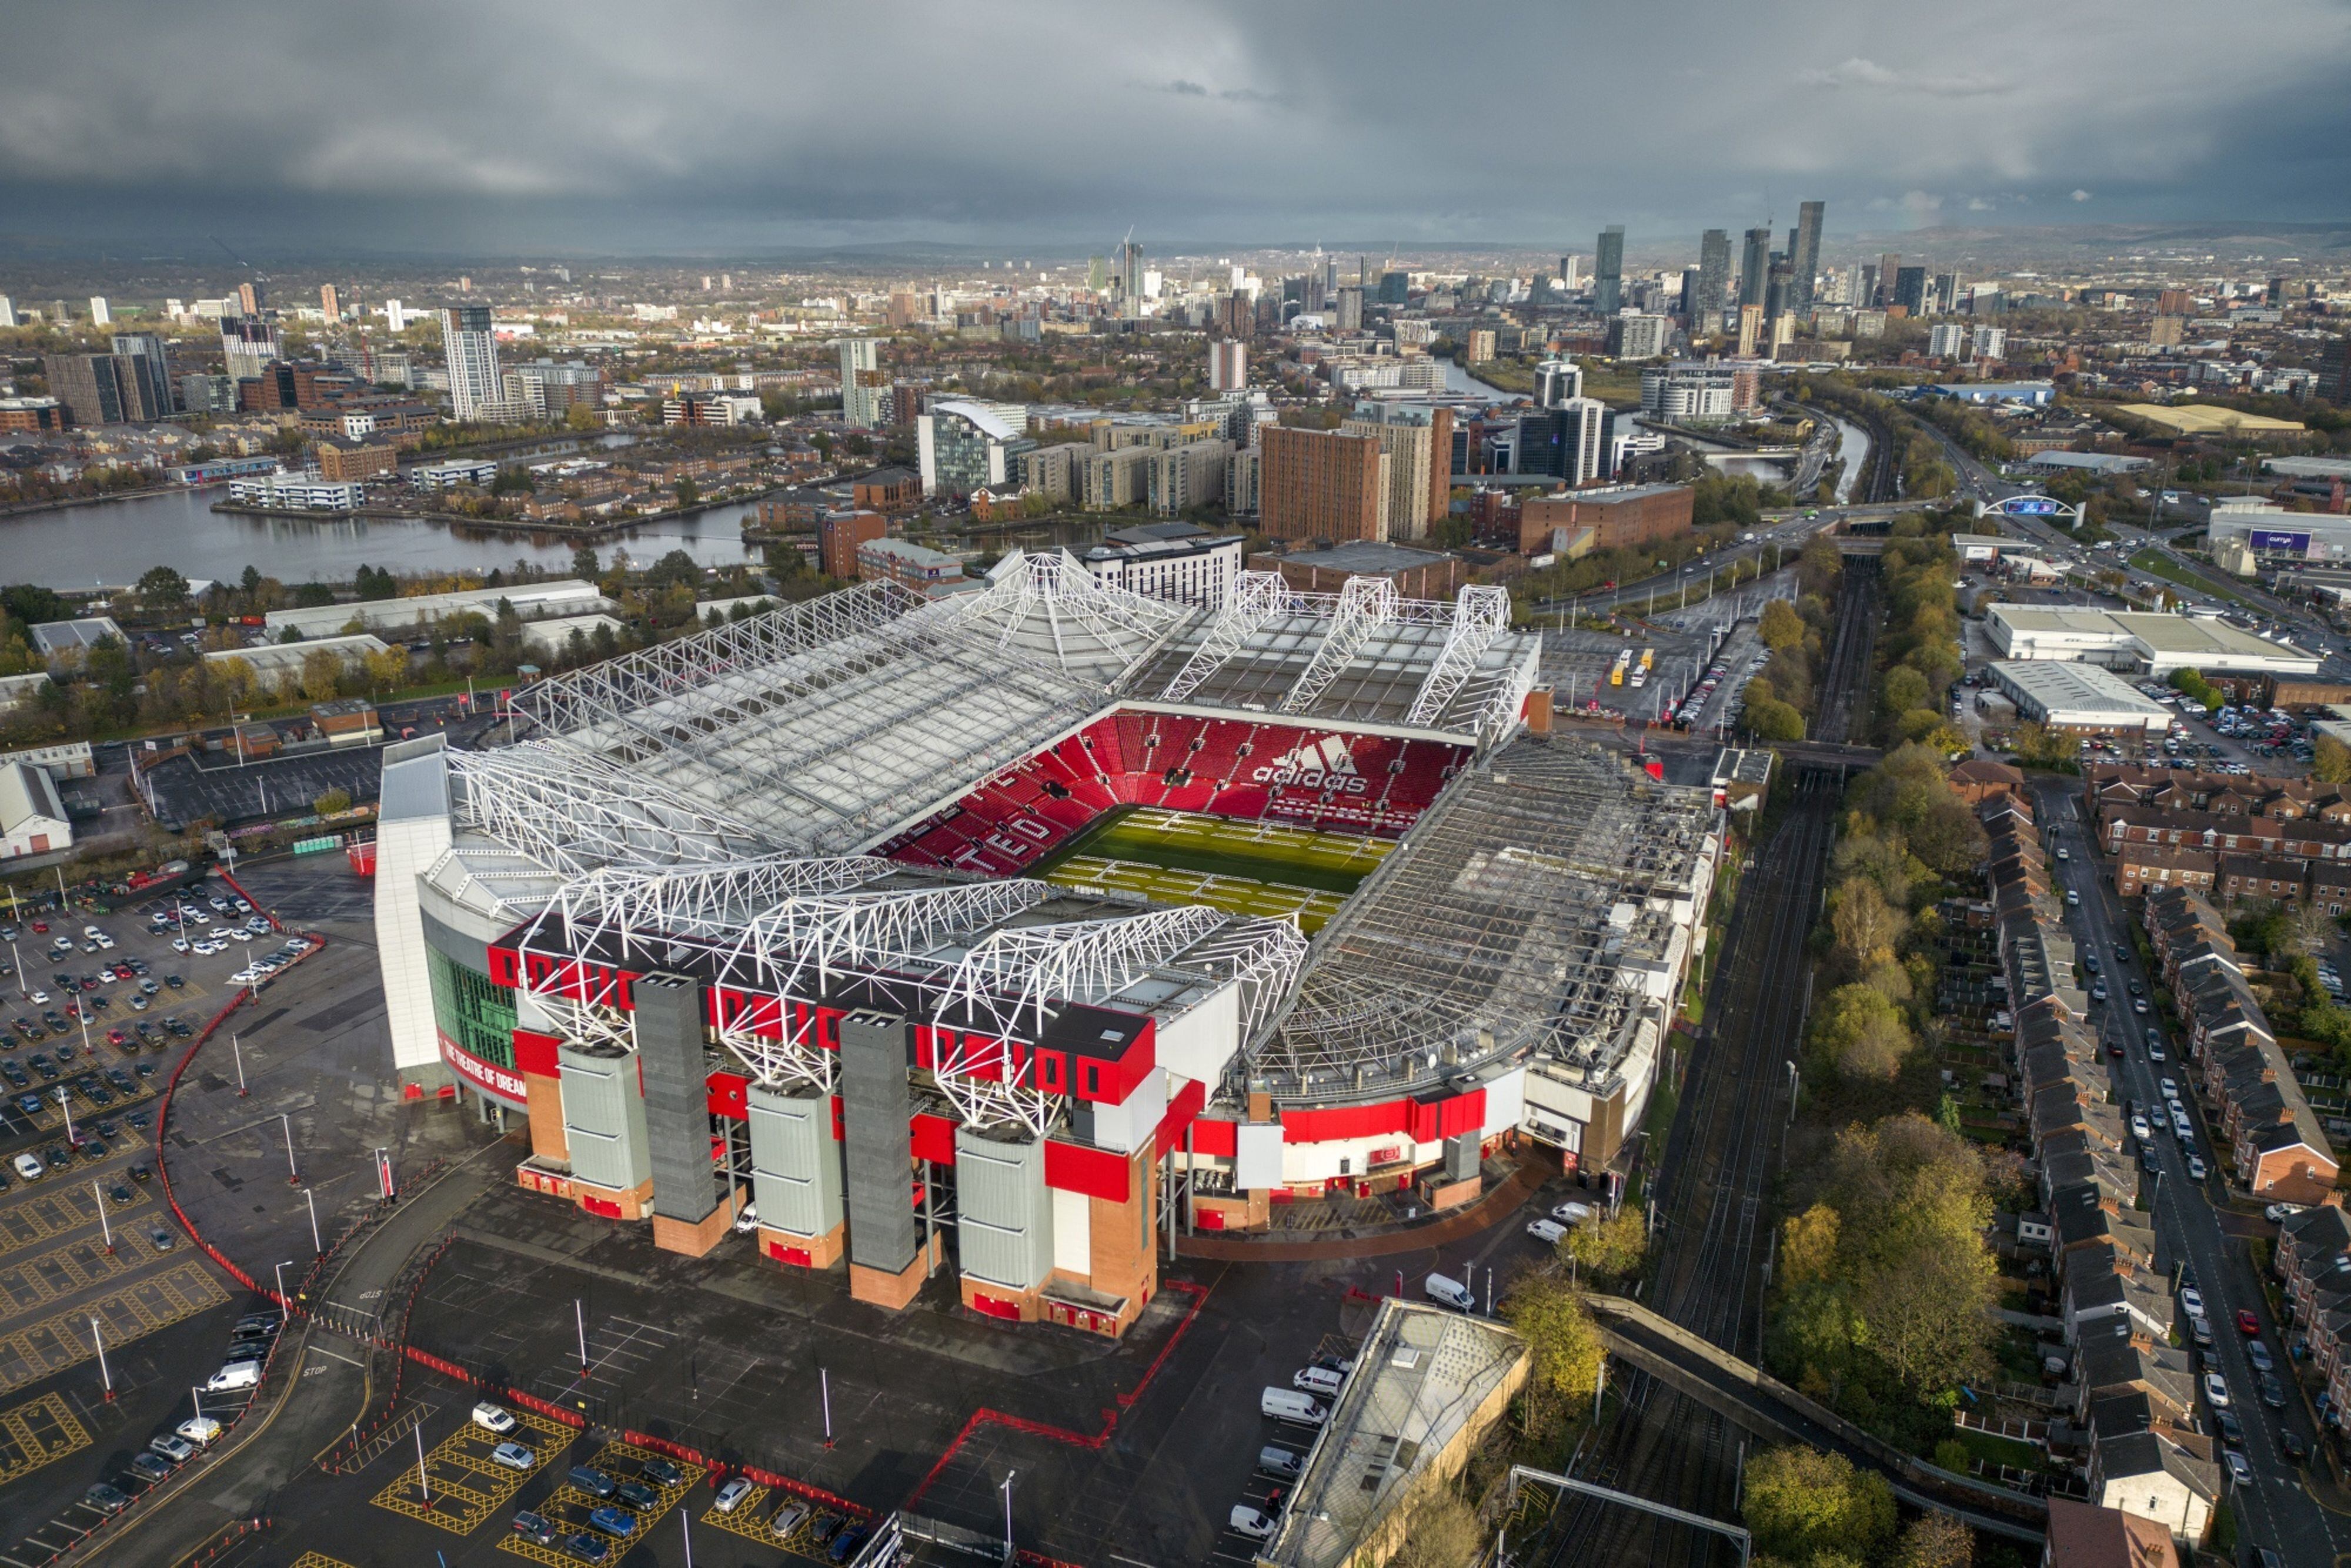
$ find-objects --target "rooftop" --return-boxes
[2115,403,2306,435]
[29,616,126,655]
[1990,660,2173,719]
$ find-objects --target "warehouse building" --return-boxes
[1988,661,2173,735]
[1985,605,2321,677]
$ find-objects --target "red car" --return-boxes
[29,922,46,934]
[106,1028,127,1047]
[2239,1309,2261,1336]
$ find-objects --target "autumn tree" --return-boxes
[1758,597,1806,651]
[1741,1446,1895,1566]
[2315,734,2351,787]
[1501,1274,1605,1436]
[1563,1206,1648,1286]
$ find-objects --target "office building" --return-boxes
[1512,398,1609,486]
[838,337,887,429]
[1208,339,1247,392]
[1932,272,1963,315]
[1592,226,1625,315]
[442,304,506,422]
[1789,202,1823,311]
[1340,403,1454,541]
[1518,483,1694,554]
[1694,230,1731,320]
[1739,228,1773,309]
[0,397,65,433]
[1892,266,1928,315]
[221,316,281,383]
[857,538,973,600]
[1120,241,1146,314]
[1764,259,1794,320]
[917,400,1034,499]
[320,283,340,319]
[1535,360,1584,408]
[1377,270,1411,305]
[43,348,175,425]
[1258,425,1388,543]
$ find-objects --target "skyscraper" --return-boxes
[1738,228,1773,310]
[1335,286,1363,332]
[839,337,886,429]
[442,304,503,422]
[88,296,111,326]
[1535,360,1584,407]
[1892,266,1928,315]
[1592,226,1625,315]
[1876,253,1902,307]
[1120,241,1145,313]
[1695,229,1731,321]
[237,281,263,315]
[320,283,340,319]
[1560,255,1582,293]
[1789,202,1824,311]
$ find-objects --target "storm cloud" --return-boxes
[2,0,2346,255]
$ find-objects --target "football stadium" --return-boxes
[371,551,1721,1335]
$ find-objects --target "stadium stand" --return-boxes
[881,710,1471,873]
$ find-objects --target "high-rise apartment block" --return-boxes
[1789,202,1824,311]
[238,281,263,315]
[1892,266,1928,315]
[1340,403,1454,542]
[1739,228,1772,309]
[839,337,887,429]
[1610,315,1669,360]
[221,316,281,383]
[1535,360,1584,408]
[1258,425,1388,543]
[1335,286,1363,332]
[88,296,111,326]
[1972,326,2006,360]
[442,304,507,422]
[1207,339,1247,392]
[1736,305,1764,359]
[1592,227,1625,315]
[1695,230,1731,320]
[111,333,178,416]
[1875,253,1901,307]
[320,283,340,319]
[0,296,15,328]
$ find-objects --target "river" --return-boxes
[0,485,770,589]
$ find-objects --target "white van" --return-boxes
[205,1361,262,1393]
[1292,1365,1345,1399]
[12,1153,44,1181]
[1260,1388,1328,1426]
[1424,1273,1475,1311]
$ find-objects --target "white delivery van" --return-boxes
[205,1362,261,1393]
[1424,1273,1475,1311]
[1292,1365,1345,1399]
[1260,1388,1328,1426]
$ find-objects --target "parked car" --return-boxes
[512,1512,561,1546]
[471,1402,516,1434]
[713,1477,754,1514]
[2204,1371,2231,1409]
[490,1442,536,1471]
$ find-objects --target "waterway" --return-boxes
[0,484,773,589]
[1830,415,1868,504]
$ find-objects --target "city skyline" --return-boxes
[1,0,2347,256]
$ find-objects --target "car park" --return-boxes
[84,1482,131,1513]
[1526,1217,1568,1245]
[830,1527,871,1563]
[1551,1201,1592,1225]
[148,1228,175,1252]
[638,1457,686,1488]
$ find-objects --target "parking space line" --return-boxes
[498,1439,704,1566]
[287,1554,362,1568]
[0,1227,147,1315]
[369,1409,572,1536]
[0,1259,228,1395]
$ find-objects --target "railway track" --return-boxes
[1526,569,1880,1567]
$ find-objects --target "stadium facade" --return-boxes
[374,551,1720,1335]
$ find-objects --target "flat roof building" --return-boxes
[205,632,393,680]
[29,616,127,658]
[1986,604,2320,677]
[1078,523,1245,609]
[1988,661,2173,734]
[263,580,612,639]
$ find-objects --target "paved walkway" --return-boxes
[1173,1155,1549,1262]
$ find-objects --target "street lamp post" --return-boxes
[273,1260,295,1321]
[232,1033,248,1096]
[91,1316,112,1401]
[303,1188,322,1253]
[1000,1470,1017,1557]
[93,1181,112,1253]
[56,1085,74,1145]
[282,1112,299,1185]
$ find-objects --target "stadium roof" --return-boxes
[480,554,1539,868]
[1253,736,1714,1101]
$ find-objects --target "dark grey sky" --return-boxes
[4,0,2347,258]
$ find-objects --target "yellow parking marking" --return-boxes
[0,1392,91,1485]
[0,1260,228,1393]
[288,1556,361,1568]
[370,1407,572,1536]
[0,1229,148,1315]
[497,1440,704,1567]
[0,1186,133,1261]
[699,1481,776,1547]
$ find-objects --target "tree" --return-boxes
[1829,880,1907,974]
[674,476,700,509]
[1809,982,1912,1081]
[1387,1488,1482,1568]
[1501,1275,1606,1435]
[570,546,601,581]
[1758,598,1806,651]
[1894,1512,1972,1568]
[137,565,191,613]
[299,648,343,703]
[1564,1206,1648,1285]
[363,647,409,691]
[1741,1446,1895,1566]
[313,787,352,815]
[2316,734,2351,786]
[1747,693,1805,743]
[239,564,262,596]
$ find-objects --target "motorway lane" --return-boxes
[2037,781,2351,1566]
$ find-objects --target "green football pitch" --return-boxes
[1037,807,1392,932]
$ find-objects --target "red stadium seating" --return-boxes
[880,711,1472,874]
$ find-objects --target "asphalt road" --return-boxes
[2037,779,2350,1566]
